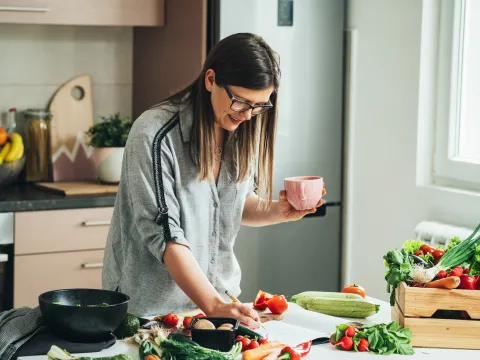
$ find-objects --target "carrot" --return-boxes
[242,341,284,360]
[425,276,460,289]
[260,346,285,360]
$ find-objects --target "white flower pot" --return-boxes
[92,147,125,183]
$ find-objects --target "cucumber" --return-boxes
[236,325,265,340]
[305,298,380,319]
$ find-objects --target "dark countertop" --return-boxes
[0,183,117,213]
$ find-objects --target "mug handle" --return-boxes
[300,183,306,200]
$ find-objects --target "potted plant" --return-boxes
[86,113,132,183]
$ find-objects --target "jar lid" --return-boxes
[24,108,52,120]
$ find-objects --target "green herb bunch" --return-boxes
[86,113,132,148]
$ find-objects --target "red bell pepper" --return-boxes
[293,340,312,357]
[277,346,301,360]
[253,290,273,310]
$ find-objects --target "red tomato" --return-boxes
[182,316,193,329]
[420,244,435,254]
[194,313,206,318]
[241,337,251,351]
[235,335,244,343]
[459,275,477,290]
[342,284,366,298]
[248,340,259,350]
[414,250,424,256]
[450,266,463,277]
[432,249,445,264]
[464,267,469,274]
[163,313,178,327]
[336,336,354,351]
[266,295,288,314]
[357,338,369,352]
[258,339,268,345]
[253,290,273,310]
[344,325,356,337]
[436,270,447,279]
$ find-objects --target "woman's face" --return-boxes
[205,69,274,132]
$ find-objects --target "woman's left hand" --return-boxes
[279,187,327,222]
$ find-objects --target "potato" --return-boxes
[217,323,234,330]
[193,319,216,330]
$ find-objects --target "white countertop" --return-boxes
[19,297,478,360]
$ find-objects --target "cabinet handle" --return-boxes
[82,263,103,269]
[0,6,50,12]
[81,220,111,227]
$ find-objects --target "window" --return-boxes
[433,0,480,189]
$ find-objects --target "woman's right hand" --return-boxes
[207,300,261,329]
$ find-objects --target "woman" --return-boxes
[102,33,325,329]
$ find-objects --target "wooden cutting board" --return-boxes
[36,181,118,196]
[48,75,96,182]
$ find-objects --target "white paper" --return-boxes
[261,320,329,347]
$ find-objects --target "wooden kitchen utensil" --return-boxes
[35,181,118,196]
[48,75,96,182]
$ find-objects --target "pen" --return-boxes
[225,290,268,335]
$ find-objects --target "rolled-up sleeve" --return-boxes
[125,118,189,263]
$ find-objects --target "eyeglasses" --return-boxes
[223,86,273,115]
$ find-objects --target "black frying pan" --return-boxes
[38,288,129,343]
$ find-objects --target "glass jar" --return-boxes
[24,109,52,182]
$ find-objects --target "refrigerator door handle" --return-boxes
[304,201,341,218]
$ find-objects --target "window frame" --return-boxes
[432,0,480,190]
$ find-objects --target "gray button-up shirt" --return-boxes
[102,101,254,317]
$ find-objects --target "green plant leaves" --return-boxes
[86,113,132,148]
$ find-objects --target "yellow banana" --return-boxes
[0,142,11,164]
[5,133,24,162]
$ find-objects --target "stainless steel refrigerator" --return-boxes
[208,0,346,301]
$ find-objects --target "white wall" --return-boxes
[0,24,132,129]
[345,0,480,302]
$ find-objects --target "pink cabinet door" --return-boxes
[14,250,105,308]
[15,207,113,255]
[0,0,164,26]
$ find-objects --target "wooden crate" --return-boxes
[391,281,480,350]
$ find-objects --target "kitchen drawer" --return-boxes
[15,207,113,255]
[14,249,104,308]
[0,0,164,26]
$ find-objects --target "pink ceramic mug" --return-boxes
[284,176,324,211]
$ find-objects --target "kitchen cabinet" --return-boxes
[0,0,164,26]
[14,249,105,308]
[132,0,207,117]
[13,207,113,308]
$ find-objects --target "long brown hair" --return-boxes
[159,33,280,210]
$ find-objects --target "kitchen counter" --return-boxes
[0,184,116,213]
[17,298,480,360]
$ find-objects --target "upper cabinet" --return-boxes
[0,0,164,26]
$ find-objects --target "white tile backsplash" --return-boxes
[0,23,133,126]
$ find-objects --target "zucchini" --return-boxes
[291,291,363,309]
[236,325,265,340]
[304,298,380,319]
